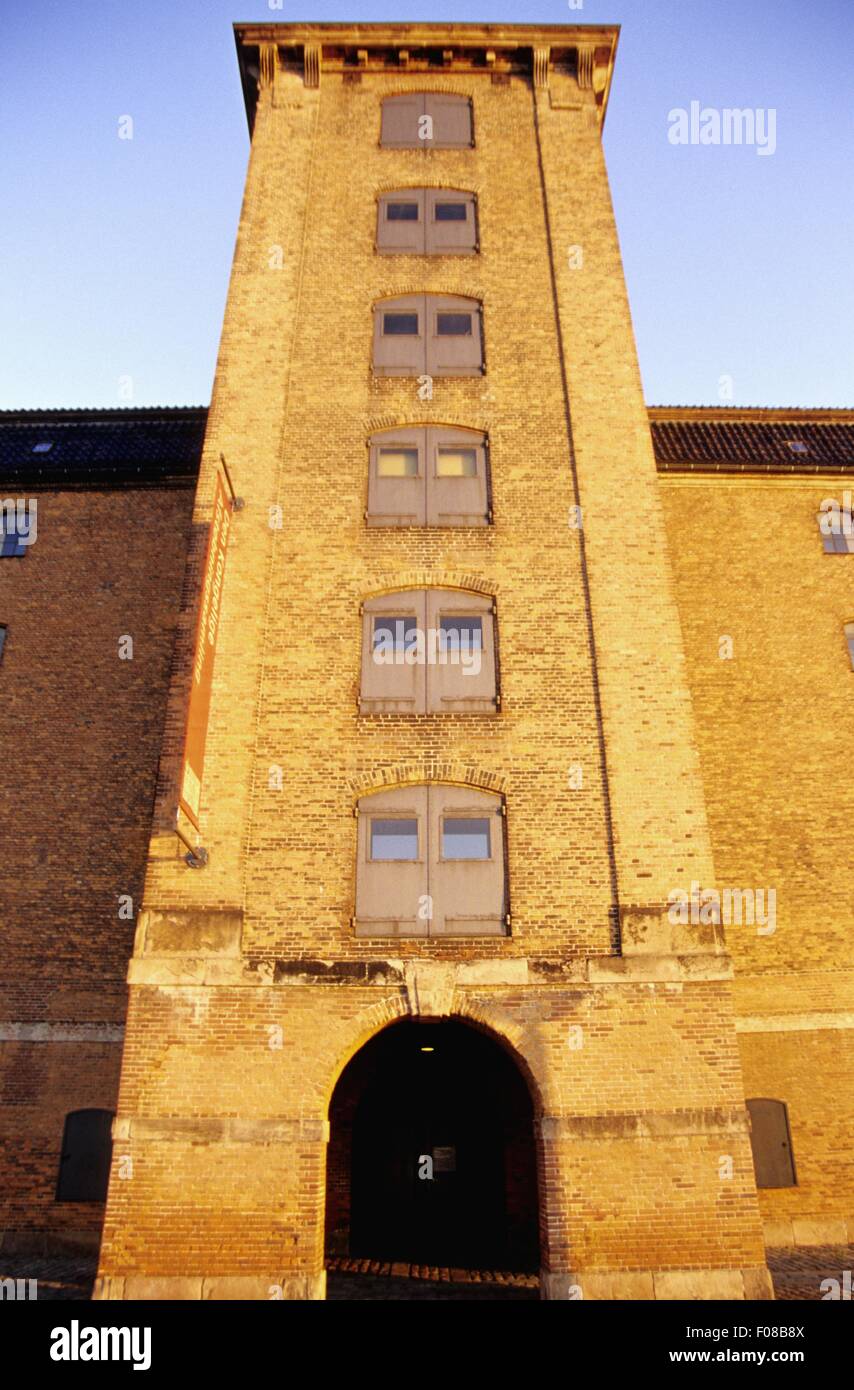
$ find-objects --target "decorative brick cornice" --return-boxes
[303,42,321,88]
[234,23,620,130]
[532,46,550,89]
[576,42,595,89]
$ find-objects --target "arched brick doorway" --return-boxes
[325,1019,540,1271]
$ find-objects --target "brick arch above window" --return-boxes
[361,570,500,599]
[374,176,485,197]
[347,762,507,801]
[372,282,487,305]
[365,413,492,437]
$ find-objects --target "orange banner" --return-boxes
[179,472,232,831]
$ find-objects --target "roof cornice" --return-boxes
[649,406,854,424]
[233,21,620,134]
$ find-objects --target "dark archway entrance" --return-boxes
[325,1019,539,1271]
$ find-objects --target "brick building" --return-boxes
[0,23,851,1301]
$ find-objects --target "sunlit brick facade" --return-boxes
[1,24,851,1301]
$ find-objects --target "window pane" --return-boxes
[435,203,467,222]
[442,817,491,860]
[0,626,6,662]
[437,447,477,477]
[387,202,420,222]
[439,616,483,651]
[373,617,419,652]
[378,448,419,478]
[383,313,419,335]
[436,313,472,336]
[371,818,418,860]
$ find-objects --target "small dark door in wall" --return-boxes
[746,1098,797,1188]
[56,1109,114,1202]
[326,1020,539,1271]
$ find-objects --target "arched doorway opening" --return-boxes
[325,1019,540,1271]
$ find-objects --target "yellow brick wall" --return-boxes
[0,486,192,1247]
[98,41,770,1299]
[660,474,854,1233]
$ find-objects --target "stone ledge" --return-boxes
[125,954,737,988]
[588,953,733,983]
[112,1115,329,1145]
[736,1012,854,1033]
[94,1272,326,1301]
[763,1217,853,1248]
[538,1106,750,1141]
[541,1266,773,1300]
[0,1023,124,1043]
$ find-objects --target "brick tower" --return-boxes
[95,23,772,1300]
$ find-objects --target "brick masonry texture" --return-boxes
[0,487,193,1249]
[2,24,851,1298]
[96,31,771,1302]
[661,473,854,1233]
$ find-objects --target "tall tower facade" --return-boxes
[96,24,771,1300]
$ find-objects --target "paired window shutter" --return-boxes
[376,190,477,256]
[426,426,489,526]
[353,784,507,938]
[367,426,489,528]
[367,427,427,527]
[425,295,483,376]
[425,94,474,148]
[56,1109,114,1202]
[380,94,473,149]
[372,295,426,376]
[746,1099,796,1188]
[428,785,506,936]
[354,786,429,936]
[380,94,425,148]
[425,190,478,255]
[376,191,426,253]
[425,589,497,713]
[360,591,428,713]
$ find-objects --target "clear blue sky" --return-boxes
[2,0,852,409]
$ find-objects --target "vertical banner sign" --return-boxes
[179,472,232,831]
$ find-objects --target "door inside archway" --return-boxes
[326,1019,539,1270]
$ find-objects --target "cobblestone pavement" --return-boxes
[766,1244,853,1301]
[3,1246,850,1301]
[326,1257,539,1300]
[0,1256,97,1301]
